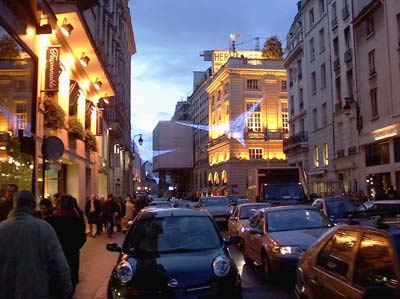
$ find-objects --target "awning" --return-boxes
[308,169,327,176]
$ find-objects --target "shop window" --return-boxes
[0,24,35,191]
[249,148,263,160]
[394,138,400,163]
[365,142,390,167]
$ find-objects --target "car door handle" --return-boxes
[309,275,318,284]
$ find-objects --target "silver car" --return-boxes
[241,205,333,281]
[228,203,270,246]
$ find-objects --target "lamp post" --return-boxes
[132,134,144,194]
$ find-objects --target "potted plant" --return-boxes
[67,117,85,140]
[43,99,66,130]
[85,130,97,152]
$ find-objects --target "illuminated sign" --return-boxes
[212,50,263,74]
[96,108,104,135]
[44,46,61,92]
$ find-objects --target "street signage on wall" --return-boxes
[44,46,61,92]
[96,108,104,135]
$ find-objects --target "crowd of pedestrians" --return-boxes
[0,184,148,298]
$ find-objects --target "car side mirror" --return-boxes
[106,242,121,252]
[363,286,394,299]
[224,235,241,247]
[248,228,263,235]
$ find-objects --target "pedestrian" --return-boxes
[37,198,54,221]
[387,185,397,200]
[97,196,105,235]
[115,196,126,232]
[85,194,101,237]
[0,190,72,299]
[102,193,117,237]
[48,194,87,292]
[0,184,18,222]
[125,195,135,221]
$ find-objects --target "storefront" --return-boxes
[0,9,37,195]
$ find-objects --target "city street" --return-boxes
[74,229,295,299]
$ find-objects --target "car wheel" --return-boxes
[242,243,252,264]
[261,251,272,282]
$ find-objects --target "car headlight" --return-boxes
[273,246,303,255]
[213,255,231,277]
[116,261,134,283]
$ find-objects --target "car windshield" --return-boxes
[325,199,357,219]
[264,184,303,200]
[123,216,221,254]
[267,209,331,232]
[201,197,229,206]
[240,205,267,219]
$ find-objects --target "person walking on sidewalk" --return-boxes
[48,194,87,292]
[85,194,100,237]
[115,196,126,232]
[0,190,72,299]
[102,193,117,237]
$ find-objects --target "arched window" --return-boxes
[214,172,220,186]
[208,173,213,187]
[221,170,228,185]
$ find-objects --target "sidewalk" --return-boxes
[74,232,124,299]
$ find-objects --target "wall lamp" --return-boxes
[133,134,144,146]
[61,18,74,37]
[94,78,103,90]
[36,24,52,35]
[80,52,90,67]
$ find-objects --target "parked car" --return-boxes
[146,200,173,209]
[227,195,246,206]
[295,217,400,299]
[358,200,400,212]
[228,202,270,246]
[106,208,242,299]
[312,197,358,222]
[197,196,232,223]
[241,205,333,281]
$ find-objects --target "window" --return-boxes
[319,0,325,15]
[249,148,263,160]
[282,102,288,133]
[354,234,396,288]
[314,145,319,167]
[321,63,326,88]
[281,80,287,92]
[300,118,305,133]
[310,8,315,26]
[331,2,337,28]
[344,26,351,50]
[247,79,259,90]
[333,37,339,60]
[246,101,261,132]
[370,88,378,117]
[15,102,27,130]
[299,88,304,109]
[368,50,376,75]
[336,77,342,103]
[310,38,315,61]
[313,108,318,130]
[365,141,389,166]
[322,103,327,126]
[366,16,375,36]
[319,28,325,52]
[297,59,302,79]
[217,90,221,100]
[224,83,229,95]
[346,70,353,98]
[397,14,400,43]
[290,95,294,115]
[317,230,358,278]
[395,138,400,163]
[323,143,329,165]
[311,71,316,95]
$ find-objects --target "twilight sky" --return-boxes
[129,0,299,162]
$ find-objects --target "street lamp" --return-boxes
[133,134,144,146]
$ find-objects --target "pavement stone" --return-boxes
[74,232,125,299]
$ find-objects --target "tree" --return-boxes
[262,36,283,60]
[0,35,20,59]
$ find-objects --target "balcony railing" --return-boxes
[348,146,357,156]
[283,131,308,147]
[344,48,352,63]
[337,149,345,158]
[342,5,350,19]
[333,58,340,71]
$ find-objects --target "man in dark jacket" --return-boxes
[0,190,72,299]
[0,184,18,222]
[102,193,117,237]
[48,194,87,291]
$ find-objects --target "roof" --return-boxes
[337,219,400,234]
[138,208,208,219]
[316,197,354,201]
[262,205,316,213]
[370,200,400,205]
[238,202,270,208]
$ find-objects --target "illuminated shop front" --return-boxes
[0,22,36,194]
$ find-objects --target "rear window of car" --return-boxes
[239,205,267,219]
[201,197,229,206]
[267,209,331,232]
[325,199,357,219]
[123,216,222,253]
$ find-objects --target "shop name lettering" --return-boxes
[46,47,60,90]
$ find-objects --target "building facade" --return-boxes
[353,0,400,197]
[207,56,288,197]
[188,69,211,196]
